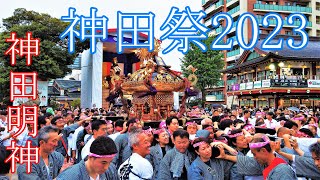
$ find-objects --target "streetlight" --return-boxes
[278,62,284,68]
[269,63,275,71]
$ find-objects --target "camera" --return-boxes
[211,146,221,158]
[0,127,5,132]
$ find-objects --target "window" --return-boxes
[256,1,262,4]
[285,31,291,35]
[317,16,320,25]
[257,71,265,81]
[285,2,291,6]
[247,73,253,81]
[317,2,320,11]
[317,30,320,37]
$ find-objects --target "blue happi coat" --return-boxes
[17,151,64,180]
[293,155,320,179]
[112,132,130,168]
[236,155,297,180]
[159,147,195,180]
[146,144,172,179]
[188,156,234,180]
[57,159,119,180]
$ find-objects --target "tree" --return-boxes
[70,98,81,109]
[0,8,89,105]
[181,34,225,107]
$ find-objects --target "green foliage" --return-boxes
[70,98,81,108]
[181,34,225,106]
[49,99,60,110]
[186,98,204,108]
[0,8,89,105]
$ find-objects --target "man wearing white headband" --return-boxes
[57,136,118,180]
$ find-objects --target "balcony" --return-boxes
[202,0,209,5]
[217,80,224,87]
[270,78,308,88]
[226,77,317,92]
[253,3,312,14]
[216,26,223,34]
[205,0,224,14]
[227,48,240,57]
[256,18,312,28]
[227,0,238,7]
[205,19,212,27]
[226,65,234,69]
[283,20,312,28]
[206,94,225,101]
[228,36,238,45]
[227,5,240,17]
[227,79,237,85]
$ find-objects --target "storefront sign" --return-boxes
[246,82,253,90]
[262,79,271,88]
[232,84,240,91]
[240,83,246,90]
[206,95,216,101]
[308,80,320,88]
[254,81,262,89]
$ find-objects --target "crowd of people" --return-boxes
[1,105,320,180]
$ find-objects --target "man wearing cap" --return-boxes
[57,136,118,180]
[46,107,55,117]
[219,133,297,179]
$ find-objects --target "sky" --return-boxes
[0,0,202,71]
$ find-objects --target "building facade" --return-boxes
[223,36,320,109]
[202,0,320,107]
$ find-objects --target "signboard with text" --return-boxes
[254,81,262,89]
[240,83,246,90]
[262,79,271,88]
[246,82,253,90]
[308,80,320,88]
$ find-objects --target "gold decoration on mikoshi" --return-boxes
[186,65,198,86]
[135,38,162,61]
